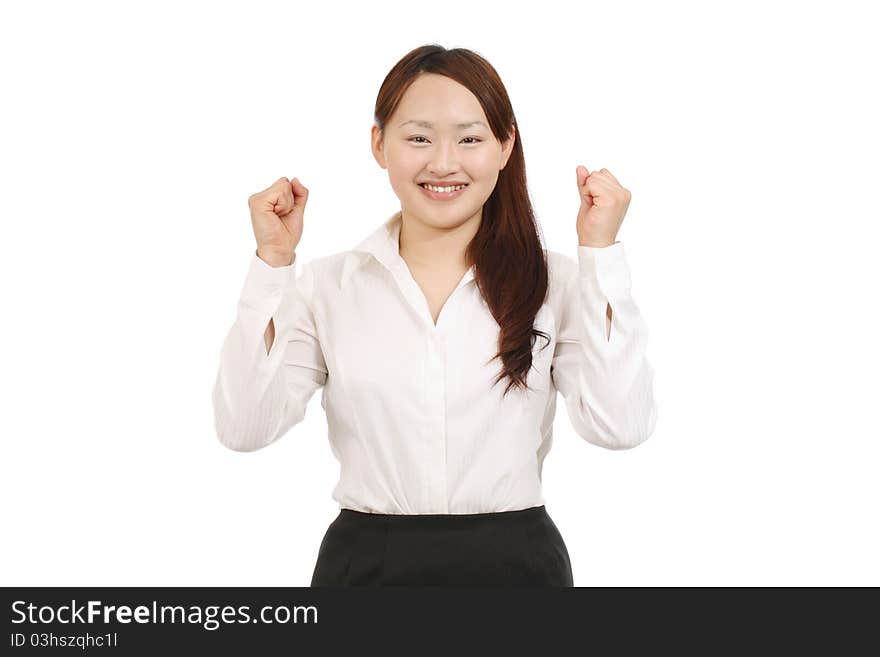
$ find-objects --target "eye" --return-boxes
[407,136,483,144]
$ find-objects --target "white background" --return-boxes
[2,0,877,586]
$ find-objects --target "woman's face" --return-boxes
[372,73,515,230]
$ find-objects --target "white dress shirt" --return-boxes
[212,210,657,515]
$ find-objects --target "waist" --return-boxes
[336,504,548,528]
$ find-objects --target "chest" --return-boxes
[314,266,557,409]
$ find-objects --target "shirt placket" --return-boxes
[425,329,448,513]
[371,239,472,514]
[379,257,450,513]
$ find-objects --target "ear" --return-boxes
[500,124,516,170]
[371,123,387,169]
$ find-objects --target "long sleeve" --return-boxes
[551,242,657,450]
[212,250,328,452]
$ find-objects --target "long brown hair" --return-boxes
[374,44,550,396]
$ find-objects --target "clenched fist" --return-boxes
[575,165,630,248]
[248,176,309,267]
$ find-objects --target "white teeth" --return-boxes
[421,183,467,193]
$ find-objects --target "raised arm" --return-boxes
[551,243,657,449]
[212,250,327,452]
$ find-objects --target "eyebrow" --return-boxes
[398,120,488,129]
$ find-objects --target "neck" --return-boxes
[398,208,481,271]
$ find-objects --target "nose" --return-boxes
[427,139,461,175]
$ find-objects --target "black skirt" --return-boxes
[310,504,574,587]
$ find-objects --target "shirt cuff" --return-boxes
[577,241,632,298]
[238,250,298,316]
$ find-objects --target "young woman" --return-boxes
[212,44,658,587]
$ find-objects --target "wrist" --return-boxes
[256,247,295,267]
[578,238,616,248]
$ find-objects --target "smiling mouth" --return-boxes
[417,182,469,201]
[419,183,469,190]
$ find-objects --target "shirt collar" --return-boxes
[339,210,476,291]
